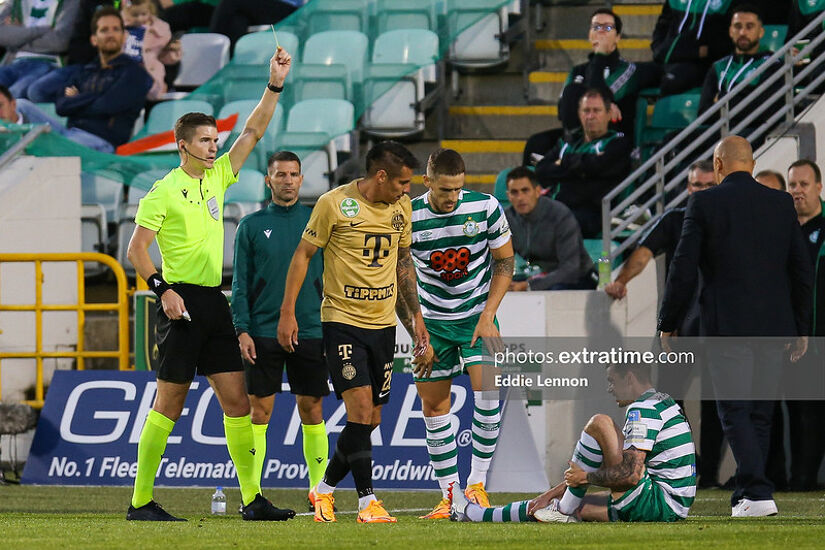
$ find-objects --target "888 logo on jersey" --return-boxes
[429,247,471,282]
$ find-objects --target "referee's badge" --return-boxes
[341,363,356,380]
[207,197,219,220]
[463,218,479,237]
[340,198,360,217]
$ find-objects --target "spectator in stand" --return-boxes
[157,0,218,34]
[121,0,180,100]
[11,7,151,152]
[0,0,80,99]
[524,8,658,165]
[785,159,825,491]
[755,169,786,190]
[652,0,734,96]
[209,0,300,52]
[789,0,824,59]
[504,167,597,291]
[536,89,632,238]
[698,5,781,128]
[65,1,116,66]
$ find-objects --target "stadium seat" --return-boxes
[115,204,161,279]
[290,63,351,103]
[138,100,215,138]
[640,91,701,149]
[304,0,371,35]
[234,30,300,65]
[361,29,442,137]
[302,31,369,104]
[81,203,108,277]
[583,239,620,264]
[129,169,169,193]
[493,168,512,209]
[81,173,125,225]
[34,102,66,126]
[760,25,788,53]
[217,100,284,171]
[277,99,355,199]
[445,0,510,69]
[373,0,441,37]
[174,33,230,89]
[226,168,267,217]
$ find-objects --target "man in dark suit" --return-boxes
[658,136,813,518]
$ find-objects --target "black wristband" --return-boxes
[147,273,171,298]
[267,82,284,93]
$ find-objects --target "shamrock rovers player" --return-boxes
[452,362,696,523]
[398,148,514,519]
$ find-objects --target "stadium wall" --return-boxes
[0,155,81,461]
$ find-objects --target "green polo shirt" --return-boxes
[135,154,238,286]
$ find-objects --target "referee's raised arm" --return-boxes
[228,47,292,175]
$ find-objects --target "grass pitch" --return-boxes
[1,485,823,549]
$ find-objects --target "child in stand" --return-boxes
[121,0,181,99]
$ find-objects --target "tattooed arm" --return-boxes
[470,241,514,347]
[396,246,429,357]
[565,449,646,492]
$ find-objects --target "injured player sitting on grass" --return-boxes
[451,362,696,523]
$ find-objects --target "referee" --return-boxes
[231,151,330,509]
[126,48,294,522]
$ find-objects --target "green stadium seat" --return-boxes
[640,91,701,147]
[217,100,284,172]
[226,168,267,204]
[760,24,788,53]
[234,30,300,65]
[305,0,371,35]
[290,63,352,103]
[278,99,356,199]
[445,0,510,68]
[139,99,215,137]
[34,102,67,126]
[302,31,369,87]
[362,29,440,137]
[373,0,441,37]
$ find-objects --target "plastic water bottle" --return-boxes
[211,486,226,515]
[597,251,611,289]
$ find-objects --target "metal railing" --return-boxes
[0,253,130,408]
[601,11,825,262]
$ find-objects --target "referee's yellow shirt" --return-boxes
[302,180,412,330]
[135,154,238,286]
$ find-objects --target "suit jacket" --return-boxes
[658,171,813,337]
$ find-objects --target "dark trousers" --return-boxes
[710,344,782,505]
[659,61,708,96]
[210,0,298,52]
[160,2,215,34]
[716,399,775,505]
[698,400,725,486]
[787,400,825,489]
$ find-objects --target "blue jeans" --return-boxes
[26,65,81,103]
[15,99,115,153]
[0,58,55,99]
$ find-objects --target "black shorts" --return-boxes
[322,322,395,405]
[244,337,330,398]
[155,284,243,383]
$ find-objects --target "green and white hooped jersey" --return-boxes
[621,388,697,519]
[410,190,511,320]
